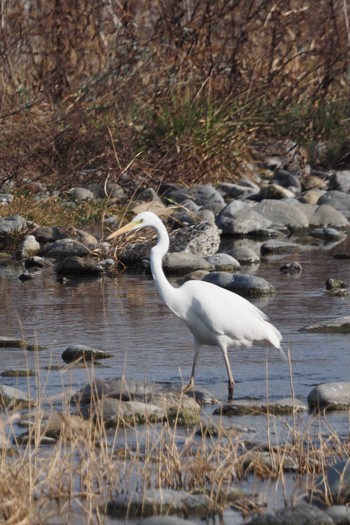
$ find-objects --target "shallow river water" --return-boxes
[1,234,350,523]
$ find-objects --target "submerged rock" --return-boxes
[279,261,302,274]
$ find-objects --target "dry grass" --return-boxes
[0,359,348,524]
[1,1,350,194]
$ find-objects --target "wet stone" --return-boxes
[227,246,261,264]
[0,385,31,408]
[301,316,350,333]
[203,272,276,297]
[307,382,350,411]
[41,239,89,259]
[0,336,27,348]
[214,398,307,417]
[55,256,104,276]
[246,503,335,525]
[261,239,300,255]
[279,261,302,274]
[62,344,113,363]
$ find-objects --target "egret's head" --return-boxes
[106,212,156,241]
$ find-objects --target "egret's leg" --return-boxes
[222,347,235,401]
[183,341,200,393]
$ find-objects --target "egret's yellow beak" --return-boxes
[106,220,139,241]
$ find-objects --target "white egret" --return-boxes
[107,211,283,400]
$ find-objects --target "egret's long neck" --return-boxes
[149,222,177,309]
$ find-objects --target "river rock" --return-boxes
[62,344,112,363]
[105,488,213,519]
[279,261,302,274]
[216,203,272,236]
[311,227,346,240]
[253,199,309,231]
[301,316,350,333]
[326,505,350,524]
[72,378,200,424]
[315,459,350,504]
[19,411,90,442]
[227,246,261,264]
[69,187,95,201]
[163,253,214,274]
[0,336,27,348]
[205,253,241,271]
[217,181,258,199]
[0,215,27,238]
[169,221,221,256]
[246,503,335,524]
[258,183,296,200]
[83,398,166,427]
[329,170,350,193]
[32,226,73,243]
[24,256,52,269]
[307,382,350,411]
[241,449,299,474]
[272,169,302,193]
[261,240,300,255]
[214,398,307,417]
[18,235,41,257]
[202,272,276,296]
[0,193,14,204]
[55,256,104,276]
[41,239,89,258]
[300,203,349,229]
[0,385,30,408]
[318,191,350,216]
[137,516,198,525]
[189,184,225,211]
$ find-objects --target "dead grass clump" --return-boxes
[1,1,350,193]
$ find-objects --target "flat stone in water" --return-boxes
[0,385,31,408]
[0,336,27,348]
[214,398,307,416]
[301,316,350,333]
[261,240,300,255]
[137,516,198,525]
[246,503,335,524]
[56,256,103,276]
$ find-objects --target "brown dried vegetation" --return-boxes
[0,1,350,192]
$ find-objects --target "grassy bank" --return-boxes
[1,1,350,195]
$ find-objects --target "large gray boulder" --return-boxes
[298,203,349,229]
[202,272,276,296]
[253,200,309,231]
[216,202,272,236]
[41,239,89,258]
[318,191,350,216]
[307,382,350,411]
[329,170,350,193]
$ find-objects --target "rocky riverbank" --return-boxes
[1,161,350,523]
